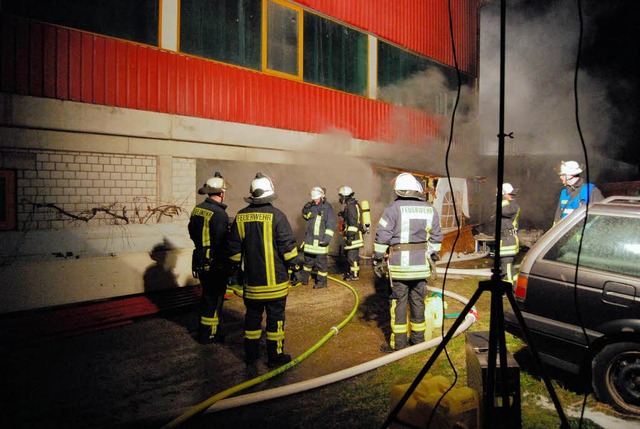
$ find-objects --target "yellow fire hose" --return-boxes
[160,275,360,429]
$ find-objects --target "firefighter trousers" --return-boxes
[388,279,427,350]
[197,268,227,342]
[301,252,328,286]
[345,248,360,277]
[243,297,287,362]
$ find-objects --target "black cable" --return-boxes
[424,0,464,426]
[572,0,591,426]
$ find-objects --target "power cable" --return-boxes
[572,0,592,426]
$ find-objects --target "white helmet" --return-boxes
[310,186,325,200]
[338,185,354,197]
[245,173,277,203]
[502,183,518,196]
[559,160,583,176]
[198,171,226,195]
[393,173,424,199]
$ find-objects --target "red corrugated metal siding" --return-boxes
[0,15,443,144]
[296,0,479,76]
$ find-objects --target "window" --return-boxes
[377,40,474,114]
[0,170,17,231]
[263,0,302,79]
[4,0,159,46]
[543,214,640,277]
[303,14,367,95]
[180,0,261,69]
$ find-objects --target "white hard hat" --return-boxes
[559,160,583,176]
[245,172,277,203]
[338,185,353,197]
[393,173,424,199]
[310,186,325,199]
[198,171,226,195]
[502,183,518,195]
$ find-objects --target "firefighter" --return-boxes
[299,186,337,289]
[553,160,603,225]
[373,173,443,353]
[228,173,301,367]
[500,183,520,284]
[188,172,230,345]
[337,185,364,281]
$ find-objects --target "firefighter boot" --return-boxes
[343,272,359,282]
[267,353,292,368]
[244,338,260,365]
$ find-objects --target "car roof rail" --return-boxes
[599,195,640,206]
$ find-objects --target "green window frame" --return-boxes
[303,13,368,96]
[180,0,262,70]
[4,0,159,46]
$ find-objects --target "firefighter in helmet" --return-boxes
[188,171,230,344]
[373,173,443,353]
[228,173,300,367]
[338,185,364,281]
[499,183,520,284]
[299,186,337,289]
[554,160,603,225]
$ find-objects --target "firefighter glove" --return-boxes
[430,252,440,262]
[319,240,330,247]
[191,248,209,278]
[372,257,387,278]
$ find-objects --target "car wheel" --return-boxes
[592,342,640,415]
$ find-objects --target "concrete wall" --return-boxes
[2,93,442,314]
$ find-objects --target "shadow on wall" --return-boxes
[144,238,180,293]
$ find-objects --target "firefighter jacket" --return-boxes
[301,198,337,255]
[339,196,364,250]
[229,203,299,301]
[500,197,520,257]
[188,198,230,271]
[373,197,443,280]
[554,178,604,223]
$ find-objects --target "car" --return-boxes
[504,196,640,415]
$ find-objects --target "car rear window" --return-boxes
[542,214,640,278]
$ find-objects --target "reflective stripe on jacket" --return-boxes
[302,198,337,255]
[229,203,298,301]
[188,198,229,266]
[373,198,443,280]
[341,197,364,250]
[500,198,520,257]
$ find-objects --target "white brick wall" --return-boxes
[172,157,196,229]
[17,150,159,229]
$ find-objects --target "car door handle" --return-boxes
[602,282,636,306]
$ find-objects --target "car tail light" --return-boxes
[514,273,528,300]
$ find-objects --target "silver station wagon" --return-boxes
[504,196,640,415]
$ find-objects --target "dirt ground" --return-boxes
[0,257,485,429]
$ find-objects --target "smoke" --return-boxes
[478,0,639,229]
[197,139,381,254]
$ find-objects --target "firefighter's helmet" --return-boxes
[198,171,227,195]
[502,183,518,196]
[338,186,354,197]
[244,172,277,203]
[393,173,424,200]
[310,186,325,200]
[559,160,583,176]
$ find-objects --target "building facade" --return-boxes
[0,0,480,313]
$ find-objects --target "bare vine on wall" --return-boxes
[21,197,187,225]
